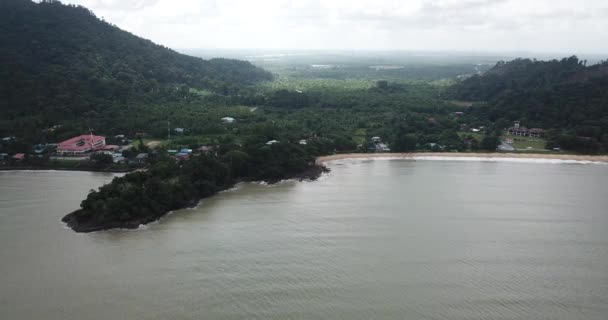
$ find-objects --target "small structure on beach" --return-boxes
[369,137,390,152]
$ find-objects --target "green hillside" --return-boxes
[452,57,608,152]
[0,0,271,134]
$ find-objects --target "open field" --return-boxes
[501,135,547,150]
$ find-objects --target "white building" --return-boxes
[221,117,235,124]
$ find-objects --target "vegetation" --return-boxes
[451,57,608,153]
[62,141,324,232]
[0,0,271,141]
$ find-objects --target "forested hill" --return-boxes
[452,57,608,152]
[0,0,272,119]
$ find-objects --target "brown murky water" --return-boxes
[1,160,607,319]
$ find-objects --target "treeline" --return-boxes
[62,141,322,232]
[451,57,608,153]
[0,0,272,136]
[258,81,442,111]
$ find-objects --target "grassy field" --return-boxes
[505,136,547,150]
[259,76,375,92]
[458,132,485,140]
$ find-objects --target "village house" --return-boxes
[56,134,106,156]
[266,140,279,145]
[221,117,235,124]
[112,154,126,164]
[174,128,185,134]
[506,121,544,138]
[197,146,214,154]
[132,153,149,165]
[12,153,25,161]
[96,145,120,154]
[369,137,390,152]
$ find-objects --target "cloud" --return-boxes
[58,0,608,53]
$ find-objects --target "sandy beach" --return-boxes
[317,152,608,164]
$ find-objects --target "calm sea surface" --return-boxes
[1,160,608,319]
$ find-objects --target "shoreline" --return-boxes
[317,152,608,164]
[0,166,132,173]
[62,164,327,233]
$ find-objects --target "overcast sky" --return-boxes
[59,0,608,54]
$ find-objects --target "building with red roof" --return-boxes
[57,134,106,156]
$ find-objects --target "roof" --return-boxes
[57,135,105,152]
[98,145,119,150]
[136,153,149,159]
[12,153,25,160]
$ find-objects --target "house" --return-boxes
[57,134,106,156]
[427,143,445,151]
[0,153,8,160]
[114,134,125,139]
[113,155,126,164]
[375,143,390,152]
[369,137,390,152]
[97,145,119,154]
[266,140,279,145]
[12,153,25,161]
[470,128,481,133]
[506,121,544,138]
[221,117,235,124]
[197,146,214,154]
[299,139,308,145]
[133,153,148,164]
[2,136,15,142]
[179,148,193,154]
[175,153,190,160]
[174,128,185,134]
[34,144,47,154]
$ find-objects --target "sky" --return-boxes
[59,0,608,54]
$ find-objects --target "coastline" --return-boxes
[0,166,131,173]
[62,164,328,233]
[317,152,608,164]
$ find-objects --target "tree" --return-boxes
[90,153,113,167]
[481,136,500,151]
